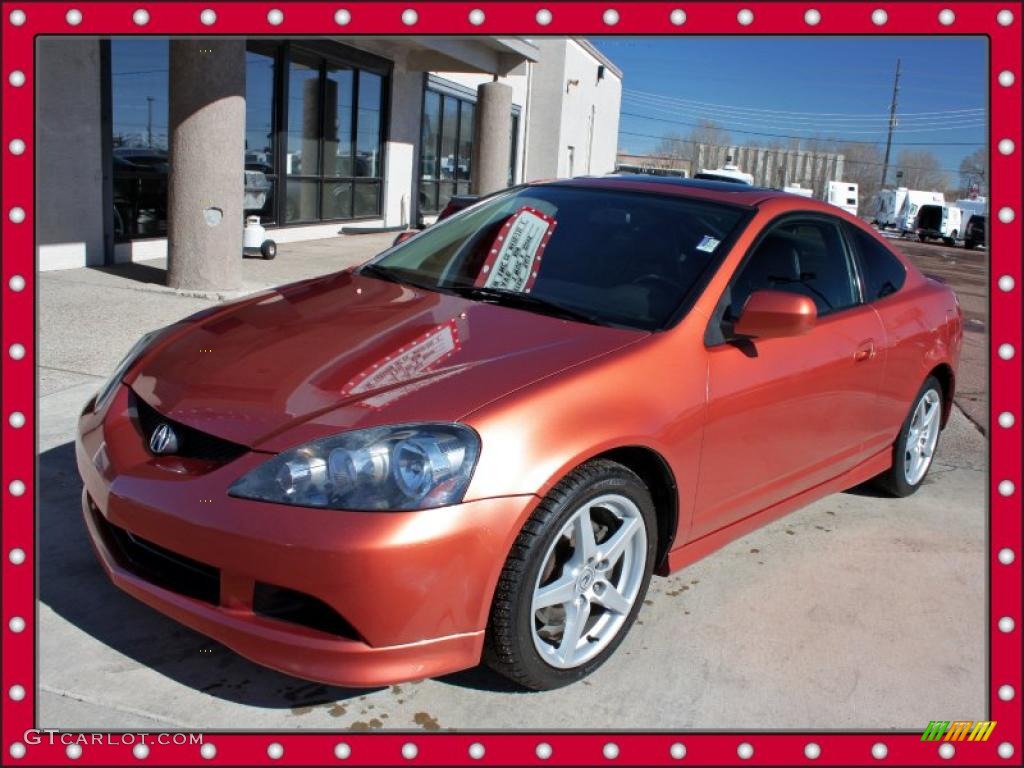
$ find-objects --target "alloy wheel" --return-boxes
[904,388,941,485]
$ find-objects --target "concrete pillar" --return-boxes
[470,81,513,196]
[167,40,245,291]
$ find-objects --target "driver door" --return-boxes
[692,216,886,539]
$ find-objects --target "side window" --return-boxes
[848,226,907,301]
[725,218,859,321]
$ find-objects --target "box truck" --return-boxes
[895,190,945,233]
[825,181,859,217]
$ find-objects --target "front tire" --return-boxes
[871,376,944,497]
[484,459,657,690]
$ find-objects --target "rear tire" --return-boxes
[871,376,944,497]
[484,459,657,690]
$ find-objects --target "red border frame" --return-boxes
[2,2,1020,765]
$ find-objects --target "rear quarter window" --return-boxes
[849,226,907,301]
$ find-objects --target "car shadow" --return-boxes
[39,441,517,715]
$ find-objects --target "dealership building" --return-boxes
[36,36,622,289]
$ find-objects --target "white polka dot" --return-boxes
[669,9,686,25]
[997,9,1014,25]
[938,8,955,25]
[998,207,1015,223]
[133,743,149,759]
[805,742,821,759]
[7,411,25,428]
[999,343,1016,360]
[603,742,619,759]
[536,742,552,760]
[334,9,351,25]
[9,343,25,360]
[999,412,1016,428]
[999,548,1015,565]
[468,8,484,25]
[871,8,888,25]
[998,742,1015,759]
[200,8,216,25]
[998,70,1016,87]
[9,743,26,759]
[401,8,417,25]
[334,742,351,759]
[999,617,1016,634]
[66,743,82,760]
[401,742,418,760]
[669,743,686,759]
[737,8,754,25]
[8,685,25,701]
[9,616,26,633]
[998,684,1015,701]
[8,138,25,155]
[267,742,284,759]
[603,9,619,25]
[132,8,149,25]
[999,138,1015,155]
[8,207,25,223]
[8,9,25,25]
[9,274,26,291]
[804,9,821,25]
[938,742,955,759]
[267,9,283,25]
[9,548,26,565]
[200,743,216,760]
[468,743,485,759]
[8,70,25,87]
[536,8,552,25]
[998,480,1016,496]
[872,742,888,760]
[9,480,25,497]
[737,742,754,760]
[65,8,82,25]
[998,274,1016,291]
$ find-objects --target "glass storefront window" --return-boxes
[286,56,321,177]
[111,39,170,240]
[246,48,276,223]
[356,71,383,178]
[324,65,354,177]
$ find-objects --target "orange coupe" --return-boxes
[78,176,962,690]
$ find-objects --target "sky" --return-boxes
[591,36,987,175]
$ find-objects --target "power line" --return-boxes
[623,88,985,120]
[619,119,983,147]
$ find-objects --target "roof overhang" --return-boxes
[340,37,539,76]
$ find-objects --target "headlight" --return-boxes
[228,424,480,511]
[94,328,165,411]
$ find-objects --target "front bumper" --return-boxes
[77,385,535,687]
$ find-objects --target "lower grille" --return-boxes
[253,582,361,640]
[129,389,248,464]
[88,496,220,605]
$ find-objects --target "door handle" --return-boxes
[854,341,876,362]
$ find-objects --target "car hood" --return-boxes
[129,270,645,451]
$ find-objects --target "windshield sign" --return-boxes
[364,185,748,331]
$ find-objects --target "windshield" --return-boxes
[363,185,748,331]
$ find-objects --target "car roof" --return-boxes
[539,174,819,209]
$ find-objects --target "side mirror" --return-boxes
[733,289,817,339]
[392,230,418,247]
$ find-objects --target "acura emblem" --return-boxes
[149,423,179,455]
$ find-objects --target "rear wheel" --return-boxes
[484,459,656,690]
[871,376,943,497]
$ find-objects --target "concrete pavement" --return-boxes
[37,235,987,731]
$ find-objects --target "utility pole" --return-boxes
[879,58,901,189]
[146,96,154,147]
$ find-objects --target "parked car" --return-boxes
[963,213,986,249]
[78,176,962,691]
[916,203,963,246]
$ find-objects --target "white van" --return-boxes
[873,187,908,229]
[915,203,963,245]
[895,190,945,233]
[825,180,858,217]
[694,158,754,185]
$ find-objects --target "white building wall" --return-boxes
[559,40,622,178]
